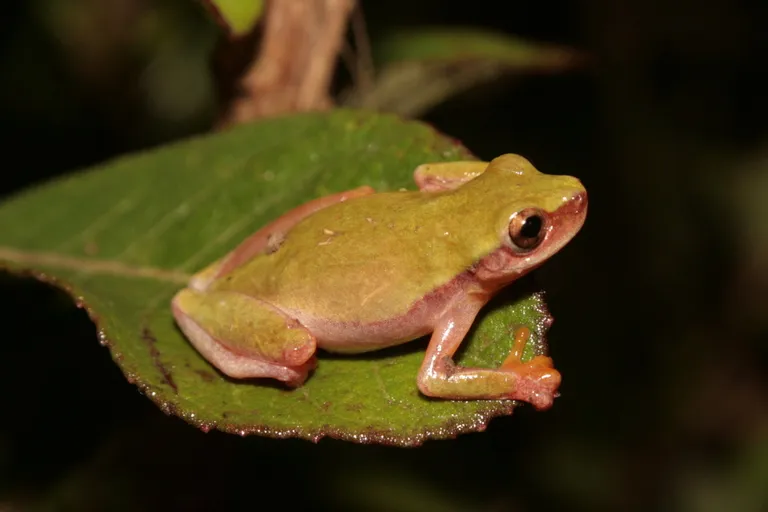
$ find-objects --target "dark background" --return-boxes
[1,0,766,510]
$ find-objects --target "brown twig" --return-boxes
[216,0,356,128]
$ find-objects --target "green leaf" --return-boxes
[373,27,583,68]
[0,110,554,446]
[345,27,585,117]
[200,0,264,37]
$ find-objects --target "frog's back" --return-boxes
[216,189,500,323]
[211,154,586,327]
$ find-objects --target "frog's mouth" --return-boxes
[533,189,587,265]
[548,190,588,246]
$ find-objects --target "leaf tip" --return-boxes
[200,0,265,38]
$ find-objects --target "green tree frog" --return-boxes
[172,154,587,410]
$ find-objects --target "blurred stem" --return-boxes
[347,3,375,94]
[217,0,355,128]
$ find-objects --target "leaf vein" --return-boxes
[0,246,191,283]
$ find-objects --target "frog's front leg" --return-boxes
[413,161,489,191]
[191,186,375,290]
[172,289,317,386]
[417,299,561,410]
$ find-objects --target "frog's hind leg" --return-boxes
[172,289,318,386]
[191,186,375,290]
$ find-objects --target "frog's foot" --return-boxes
[418,317,561,410]
[172,289,317,387]
[498,326,561,409]
[500,359,560,410]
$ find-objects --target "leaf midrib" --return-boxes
[0,246,191,284]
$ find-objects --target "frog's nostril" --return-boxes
[551,190,588,225]
[569,191,587,212]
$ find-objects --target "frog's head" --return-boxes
[471,154,588,291]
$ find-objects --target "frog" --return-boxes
[171,154,587,410]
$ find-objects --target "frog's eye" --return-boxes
[508,208,547,251]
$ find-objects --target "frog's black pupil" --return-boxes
[520,215,542,239]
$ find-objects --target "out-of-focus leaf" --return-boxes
[0,110,554,446]
[201,0,264,37]
[373,28,583,68]
[344,27,585,117]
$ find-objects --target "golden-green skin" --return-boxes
[209,155,583,323]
